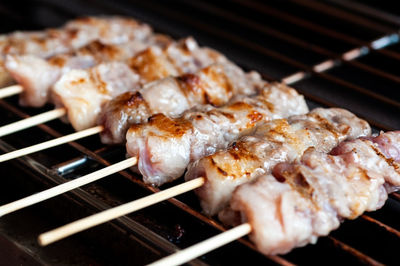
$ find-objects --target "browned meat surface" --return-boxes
[52,62,140,131]
[0,16,153,86]
[0,16,152,57]
[187,108,371,216]
[99,63,265,144]
[227,131,399,255]
[5,34,173,107]
[52,36,231,131]
[125,83,308,186]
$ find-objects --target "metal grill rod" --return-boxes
[233,0,400,60]
[187,0,400,85]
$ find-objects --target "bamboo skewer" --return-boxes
[0,157,137,218]
[0,125,104,163]
[0,107,66,137]
[0,85,23,99]
[148,223,252,266]
[38,177,205,246]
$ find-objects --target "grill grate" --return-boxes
[0,0,399,265]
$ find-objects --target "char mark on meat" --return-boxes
[226,131,399,255]
[186,108,371,216]
[126,83,308,186]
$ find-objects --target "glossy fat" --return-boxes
[0,16,152,57]
[99,62,265,144]
[52,40,188,132]
[96,37,241,144]
[5,34,172,107]
[188,108,371,216]
[228,131,399,255]
[0,16,152,87]
[52,62,140,131]
[126,83,307,186]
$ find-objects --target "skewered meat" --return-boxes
[54,37,232,131]
[0,16,153,86]
[127,37,229,81]
[126,83,308,186]
[226,131,400,255]
[99,63,265,144]
[0,16,152,56]
[52,62,140,131]
[5,34,173,107]
[187,108,371,216]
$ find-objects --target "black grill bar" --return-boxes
[327,237,384,266]
[234,0,364,47]
[231,0,400,68]
[327,0,400,26]
[179,0,400,86]
[290,0,398,33]
[391,193,400,202]
[361,215,400,239]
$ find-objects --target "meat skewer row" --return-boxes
[0,36,265,162]
[0,62,263,162]
[53,39,236,132]
[0,16,153,87]
[0,82,302,217]
[186,107,371,216]
[98,62,264,144]
[149,131,400,266]
[5,33,173,107]
[4,35,225,108]
[34,107,373,246]
[0,37,234,136]
[126,82,308,186]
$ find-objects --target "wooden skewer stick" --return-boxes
[149,223,252,266]
[0,85,23,99]
[0,107,66,137]
[38,177,205,246]
[0,125,104,163]
[0,157,137,218]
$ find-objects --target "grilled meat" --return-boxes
[54,37,232,131]
[226,131,400,255]
[0,16,152,86]
[126,83,308,186]
[99,63,265,144]
[187,108,371,216]
[5,35,172,107]
[52,62,140,131]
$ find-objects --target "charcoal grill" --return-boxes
[0,0,399,265]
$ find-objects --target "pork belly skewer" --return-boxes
[0,64,266,214]
[0,37,230,137]
[0,16,153,88]
[5,34,173,108]
[98,62,263,144]
[186,107,371,216]
[126,82,308,186]
[149,131,400,266]
[0,36,173,137]
[0,59,261,162]
[53,41,233,132]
